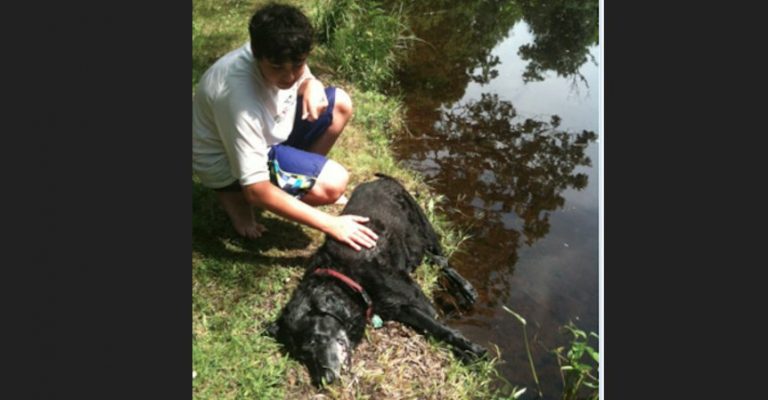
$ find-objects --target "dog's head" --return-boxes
[266,282,362,386]
[271,314,351,385]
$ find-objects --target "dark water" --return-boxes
[387,1,599,398]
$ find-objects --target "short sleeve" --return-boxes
[212,81,272,186]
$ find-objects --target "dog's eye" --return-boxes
[303,338,318,348]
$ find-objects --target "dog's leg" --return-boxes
[429,254,479,305]
[395,305,487,362]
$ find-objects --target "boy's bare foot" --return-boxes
[234,219,267,239]
[216,191,268,240]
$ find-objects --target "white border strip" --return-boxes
[598,0,605,398]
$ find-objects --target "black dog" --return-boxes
[266,174,487,386]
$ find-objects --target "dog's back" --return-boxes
[306,175,439,319]
[318,174,441,274]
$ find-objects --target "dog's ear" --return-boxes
[316,293,356,324]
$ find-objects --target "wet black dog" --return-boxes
[266,174,487,386]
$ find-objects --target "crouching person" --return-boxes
[192,3,378,251]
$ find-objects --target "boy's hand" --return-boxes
[301,79,328,122]
[327,215,379,251]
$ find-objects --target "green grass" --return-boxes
[503,306,600,400]
[193,0,517,398]
[192,0,255,91]
[553,322,600,400]
[310,0,416,92]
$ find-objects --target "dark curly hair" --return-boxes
[249,3,314,63]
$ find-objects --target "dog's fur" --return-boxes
[266,174,487,386]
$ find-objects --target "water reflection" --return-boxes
[389,0,599,96]
[387,0,522,104]
[402,93,596,303]
[518,0,599,83]
[386,0,599,396]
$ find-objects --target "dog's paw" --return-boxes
[441,267,479,305]
[470,343,489,359]
[453,343,489,364]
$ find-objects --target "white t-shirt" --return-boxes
[192,43,314,188]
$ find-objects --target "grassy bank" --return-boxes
[192,1,516,398]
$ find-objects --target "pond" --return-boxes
[386,0,599,397]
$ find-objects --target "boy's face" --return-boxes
[257,55,307,90]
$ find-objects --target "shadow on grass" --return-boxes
[193,180,315,285]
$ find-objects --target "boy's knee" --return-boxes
[334,88,353,120]
[315,160,349,201]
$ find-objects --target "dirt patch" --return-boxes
[285,321,470,399]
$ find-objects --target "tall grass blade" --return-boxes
[502,305,542,398]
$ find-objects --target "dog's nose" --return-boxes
[322,368,338,385]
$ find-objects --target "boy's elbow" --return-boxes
[242,180,274,206]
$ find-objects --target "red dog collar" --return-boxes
[314,268,373,323]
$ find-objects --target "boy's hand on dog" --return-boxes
[328,215,379,251]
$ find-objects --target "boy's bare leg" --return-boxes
[301,159,349,206]
[216,191,267,239]
[334,194,348,205]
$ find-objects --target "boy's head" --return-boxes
[249,3,314,64]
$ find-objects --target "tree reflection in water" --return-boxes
[400,93,596,306]
[518,0,599,83]
[388,0,599,101]
[386,0,599,394]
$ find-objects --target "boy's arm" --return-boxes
[242,181,378,251]
[297,66,328,122]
